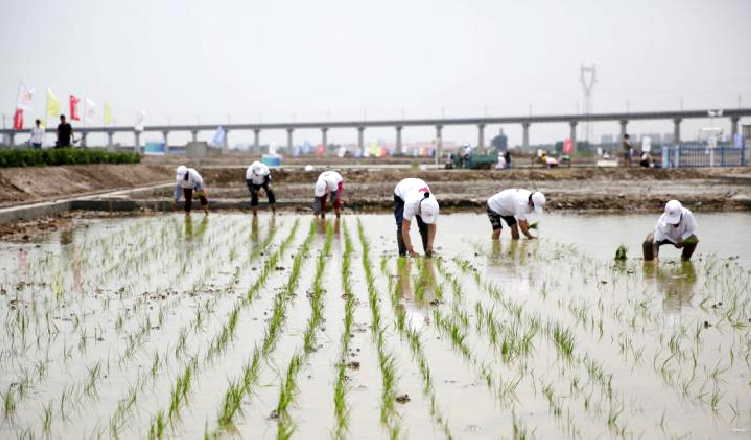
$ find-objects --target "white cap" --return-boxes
[531,191,546,214]
[664,200,683,224]
[251,160,260,167]
[419,194,440,224]
[176,166,187,179]
[315,179,327,197]
[304,165,314,172]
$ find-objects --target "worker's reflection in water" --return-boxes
[643,261,697,320]
[183,215,209,241]
[250,214,259,243]
[486,239,538,289]
[61,228,83,293]
[395,258,438,333]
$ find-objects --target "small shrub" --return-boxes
[0,148,140,168]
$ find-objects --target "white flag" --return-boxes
[17,83,35,109]
[210,126,226,147]
[85,98,96,124]
[135,110,146,132]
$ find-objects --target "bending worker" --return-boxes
[246,160,276,216]
[174,166,209,215]
[486,189,546,240]
[394,178,439,257]
[643,200,698,261]
[313,170,344,219]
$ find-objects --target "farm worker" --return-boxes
[313,170,344,219]
[394,178,439,258]
[174,166,208,215]
[486,189,546,240]
[642,200,698,261]
[246,160,276,216]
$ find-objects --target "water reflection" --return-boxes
[643,261,697,315]
[183,215,209,240]
[395,258,436,333]
[250,215,259,242]
[485,239,537,290]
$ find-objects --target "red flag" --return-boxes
[69,95,81,121]
[563,137,573,154]
[13,108,23,130]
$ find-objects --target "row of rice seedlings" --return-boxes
[355,219,401,439]
[212,220,316,433]
[380,257,453,439]
[275,221,334,437]
[332,219,355,439]
[450,257,637,436]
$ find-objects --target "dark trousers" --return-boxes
[247,179,275,206]
[394,194,428,256]
[183,188,207,213]
[32,143,42,150]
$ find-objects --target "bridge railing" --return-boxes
[661,143,747,168]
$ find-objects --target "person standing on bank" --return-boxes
[174,166,209,215]
[29,120,45,149]
[486,189,546,240]
[246,160,276,216]
[56,114,72,148]
[394,178,439,257]
[623,133,633,167]
[642,200,698,261]
[313,170,344,219]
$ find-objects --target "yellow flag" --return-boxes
[104,101,113,125]
[46,88,60,119]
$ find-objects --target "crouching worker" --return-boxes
[174,166,208,215]
[486,189,545,240]
[313,170,344,219]
[643,200,698,261]
[246,160,276,216]
[394,178,439,257]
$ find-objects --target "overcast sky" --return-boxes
[2,0,750,146]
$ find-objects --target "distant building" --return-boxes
[490,128,508,152]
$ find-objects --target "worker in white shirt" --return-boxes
[394,178,439,257]
[313,170,344,218]
[642,200,698,261]
[29,120,45,149]
[486,189,546,240]
[174,166,209,215]
[246,161,276,216]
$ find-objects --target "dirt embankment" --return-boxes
[0,165,172,206]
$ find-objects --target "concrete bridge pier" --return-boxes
[134,131,141,153]
[107,131,114,149]
[569,121,578,154]
[436,125,443,163]
[286,128,294,151]
[673,119,682,145]
[321,127,328,148]
[81,132,88,148]
[224,129,230,149]
[395,126,403,155]
[477,124,485,150]
[619,120,629,145]
[162,130,169,152]
[731,117,740,139]
[253,129,260,149]
[190,130,198,143]
[522,122,530,149]
[357,127,365,154]
[8,132,15,147]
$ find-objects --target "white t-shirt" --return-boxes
[246,163,271,184]
[317,171,343,193]
[177,168,204,190]
[30,127,45,144]
[395,178,432,222]
[487,189,533,221]
[654,207,697,244]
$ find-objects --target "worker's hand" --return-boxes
[425,248,434,258]
[675,242,683,248]
[408,249,419,258]
[526,235,537,240]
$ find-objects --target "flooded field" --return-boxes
[0,213,749,439]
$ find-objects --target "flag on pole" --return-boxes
[69,95,81,121]
[85,98,96,125]
[103,101,113,126]
[13,108,24,130]
[134,110,145,132]
[46,89,61,119]
[16,84,34,109]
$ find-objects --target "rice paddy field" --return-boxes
[0,212,750,439]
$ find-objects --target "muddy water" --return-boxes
[0,213,749,439]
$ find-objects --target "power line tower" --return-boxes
[580,64,597,144]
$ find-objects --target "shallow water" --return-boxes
[0,213,749,439]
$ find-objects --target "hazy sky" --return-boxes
[2,0,750,146]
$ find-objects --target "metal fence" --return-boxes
[661,143,747,168]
